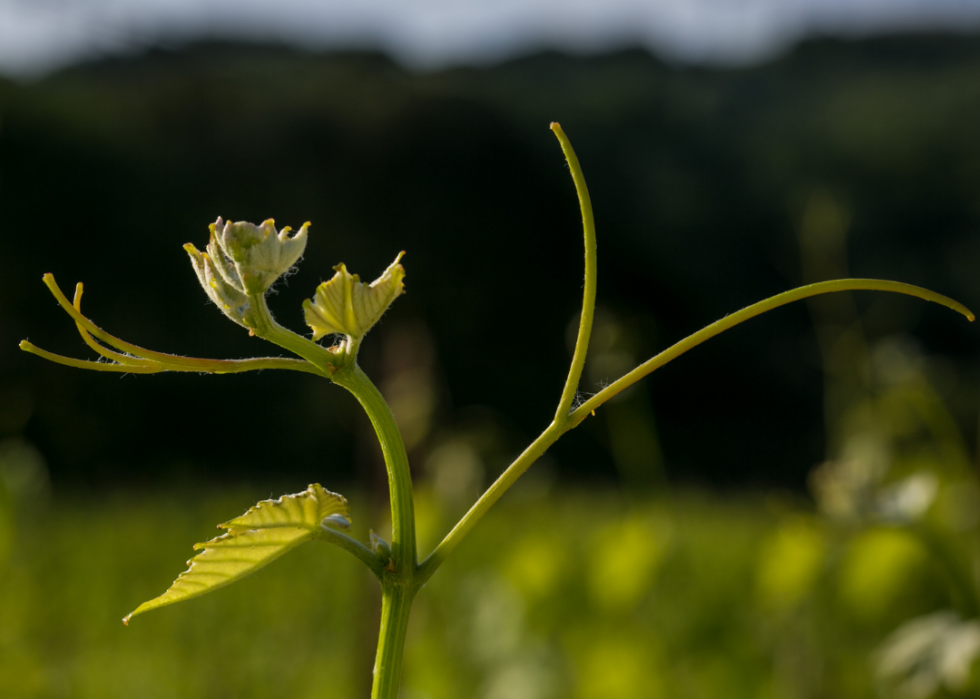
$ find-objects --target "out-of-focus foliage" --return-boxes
[802,196,980,699]
[3,261,977,696]
[0,484,368,698]
[0,482,960,699]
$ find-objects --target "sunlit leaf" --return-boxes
[124,484,348,624]
[303,252,405,340]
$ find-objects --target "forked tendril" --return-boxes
[19,274,325,376]
[415,124,977,585]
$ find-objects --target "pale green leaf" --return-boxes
[124,484,348,624]
[303,252,405,340]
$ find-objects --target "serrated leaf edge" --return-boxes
[124,483,349,625]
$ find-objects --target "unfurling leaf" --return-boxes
[124,484,347,625]
[184,218,310,327]
[303,252,406,341]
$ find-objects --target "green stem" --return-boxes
[332,363,418,699]
[331,364,417,573]
[330,363,419,699]
[250,293,419,696]
[419,123,597,583]
[420,278,972,583]
[567,279,973,428]
[31,274,328,376]
[317,525,388,580]
[19,339,324,375]
[371,583,418,699]
[246,294,341,374]
[551,122,597,425]
[418,421,561,584]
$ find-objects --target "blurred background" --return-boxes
[3,1,980,697]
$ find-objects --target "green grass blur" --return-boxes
[0,479,967,698]
[3,194,980,696]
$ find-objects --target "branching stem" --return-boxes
[250,293,420,699]
[246,294,341,375]
[331,364,418,699]
[567,279,973,428]
[317,525,388,579]
[20,126,976,699]
[20,275,328,376]
[418,124,974,584]
[419,278,972,582]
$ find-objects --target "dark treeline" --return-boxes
[2,34,979,492]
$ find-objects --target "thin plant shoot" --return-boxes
[20,124,974,698]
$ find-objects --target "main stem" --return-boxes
[248,295,419,698]
[371,583,418,699]
[333,363,419,699]
[332,363,417,574]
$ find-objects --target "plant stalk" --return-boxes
[332,363,417,574]
[371,583,419,699]
[322,361,421,699]
[330,362,419,698]
[567,279,973,428]
[249,293,420,695]
[23,275,328,376]
[418,421,561,584]
[420,278,973,582]
[246,294,340,374]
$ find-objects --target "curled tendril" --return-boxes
[20,274,325,376]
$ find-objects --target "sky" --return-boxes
[2,0,980,77]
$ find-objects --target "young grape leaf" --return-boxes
[303,252,406,340]
[124,483,348,625]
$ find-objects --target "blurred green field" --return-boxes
[4,187,978,699]
[0,477,961,699]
